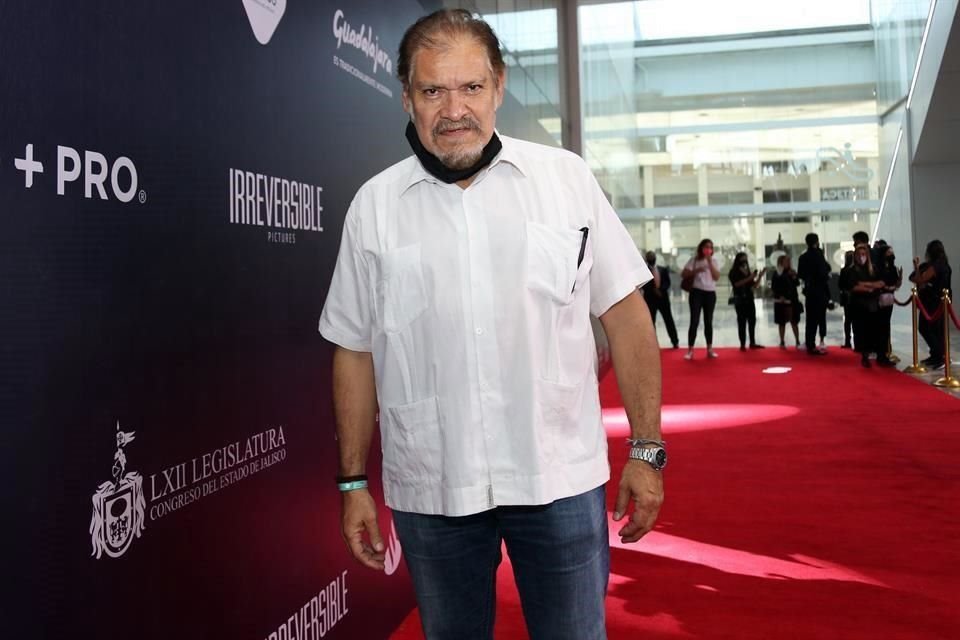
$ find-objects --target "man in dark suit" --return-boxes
[642,251,680,349]
[797,233,831,355]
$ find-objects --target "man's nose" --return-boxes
[440,90,467,120]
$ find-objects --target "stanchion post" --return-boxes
[903,288,927,374]
[934,290,959,388]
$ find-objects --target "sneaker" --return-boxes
[684,350,694,361]
[707,349,719,359]
[750,344,766,349]
[929,359,945,370]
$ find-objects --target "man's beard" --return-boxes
[430,117,484,170]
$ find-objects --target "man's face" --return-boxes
[402,36,505,170]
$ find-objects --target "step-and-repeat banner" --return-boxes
[0,1,556,637]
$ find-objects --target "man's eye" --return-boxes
[466,84,482,93]
[424,88,440,97]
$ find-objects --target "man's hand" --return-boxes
[613,460,664,543]
[341,489,386,570]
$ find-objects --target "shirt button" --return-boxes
[475,327,484,335]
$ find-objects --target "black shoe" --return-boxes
[877,357,896,367]
[808,347,826,356]
[750,343,765,349]
[921,356,936,365]
[928,359,945,370]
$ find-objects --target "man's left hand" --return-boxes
[613,460,664,543]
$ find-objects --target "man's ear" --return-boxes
[495,68,506,109]
[401,88,412,115]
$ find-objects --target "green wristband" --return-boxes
[337,479,368,492]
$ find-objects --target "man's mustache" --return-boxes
[433,118,481,136]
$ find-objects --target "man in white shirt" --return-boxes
[319,9,663,639]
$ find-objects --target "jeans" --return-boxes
[688,288,717,348]
[392,485,610,640]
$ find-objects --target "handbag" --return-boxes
[878,292,895,308]
[680,273,694,292]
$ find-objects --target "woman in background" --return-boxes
[841,244,894,368]
[729,252,766,350]
[910,240,952,369]
[772,254,802,349]
[682,238,721,360]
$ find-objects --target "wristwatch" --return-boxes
[629,445,667,471]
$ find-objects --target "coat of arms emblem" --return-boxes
[90,422,146,559]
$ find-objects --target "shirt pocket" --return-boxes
[383,395,442,481]
[377,243,428,334]
[525,221,586,306]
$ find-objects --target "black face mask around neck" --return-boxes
[405,121,502,184]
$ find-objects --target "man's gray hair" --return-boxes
[397,9,505,89]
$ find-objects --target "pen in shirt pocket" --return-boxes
[573,227,589,292]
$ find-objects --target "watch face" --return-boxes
[655,449,667,468]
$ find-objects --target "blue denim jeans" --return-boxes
[392,485,610,640]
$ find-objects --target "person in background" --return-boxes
[682,238,721,360]
[797,232,831,355]
[772,254,802,349]
[838,250,855,349]
[841,244,894,368]
[874,240,902,360]
[728,252,766,351]
[642,251,680,349]
[910,239,953,370]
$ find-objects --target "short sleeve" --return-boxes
[585,172,652,317]
[318,204,373,352]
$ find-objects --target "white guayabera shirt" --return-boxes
[319,135,651,516]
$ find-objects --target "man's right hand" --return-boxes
[341,489,386,571]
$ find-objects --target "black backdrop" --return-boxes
[1,1,558,638]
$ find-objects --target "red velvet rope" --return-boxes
[916,296,944,322]
[949,300,960,330]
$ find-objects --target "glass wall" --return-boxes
[872,0,932,113]
[579,0,880,281]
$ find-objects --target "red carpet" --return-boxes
[391,348,960,639]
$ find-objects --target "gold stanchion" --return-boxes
[934,290,960,388]
[903,288,927,374]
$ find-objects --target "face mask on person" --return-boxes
[702,248,713,257]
